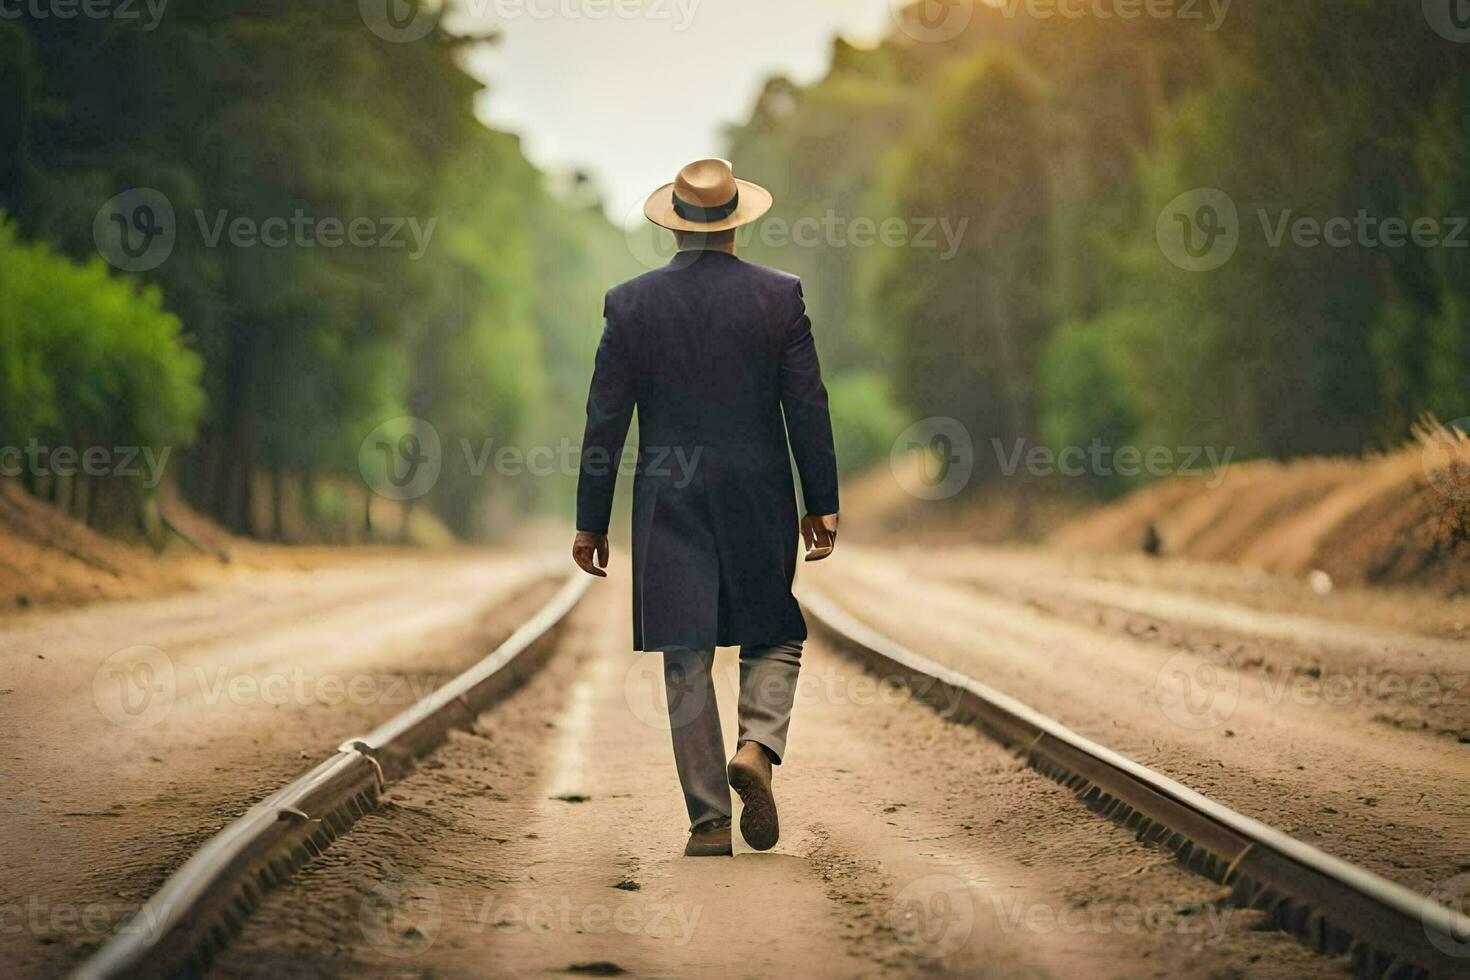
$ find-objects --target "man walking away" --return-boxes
[572,159,840,857]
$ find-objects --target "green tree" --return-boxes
[0,220,204,529]
[867,51,1052,470]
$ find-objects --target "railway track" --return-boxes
[799,588,1470,980]
[75,573,592,980]
[75,574,1469,979]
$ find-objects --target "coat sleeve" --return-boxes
[576,292,636,534]
[779,280,840,516]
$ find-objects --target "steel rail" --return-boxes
[76,572,592,980]
[798,586,1470,980]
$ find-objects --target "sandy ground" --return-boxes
[216,582,1340,979]
[801,545,1470,898]
[7,542,1460,978]
[0,550,560,977]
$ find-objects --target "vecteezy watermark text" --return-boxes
[461,894,702,944]
[94,189,438,272]
[622,654,967,732]
[462,0,698,26]
[1154,648,1468,730]
[990,895,1236,943]
[991,0,1231,31]
[0,0,167,30]
[1158,188,1470,271]
[356,869,703,959]
[0,896,170,942]
[888,419,1235,500]
[751,212,969,258]
[0,441,171,489]
[193,210,437,259]
[358,0,700,42]
[358,417,705,501]
[992,437,1235,487]
[624,206,970,270]
[93,643,450,729]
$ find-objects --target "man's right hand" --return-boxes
[572,530,609,577]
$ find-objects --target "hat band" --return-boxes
[672,189,739,224]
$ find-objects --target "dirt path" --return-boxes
[0,551,557,977]
[216,584,1337,978]
[803,546,1469,898]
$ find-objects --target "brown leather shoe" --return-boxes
[727,741,779,851]
[684,823,732,857]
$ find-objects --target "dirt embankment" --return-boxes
[842,423,1470,596]
[1054,429,1470,596]
[0,480,459,612]
[0,480,237,610]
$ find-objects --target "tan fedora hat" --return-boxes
[643,158,773,233]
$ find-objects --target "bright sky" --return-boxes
[454,0,896,224]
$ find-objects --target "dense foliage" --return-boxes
[729,0,1470,492]
[3,0,1464,535]
[0,0,636,537]
[0,220,204,525]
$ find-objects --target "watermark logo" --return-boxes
[358,870,442,958]
[622,653,713,732]
[360,0,442,42]
[1420,417,1470,501]
[93,645,176,729]
[889,873,976,957]
[622,197,680,271]
[1157,188,1239,272]
[1424,873,1470,957]
[359,416,443,501]
[889,0,973,43]
[1153,648,1239,730]
[891,417,975,500]
[1424,0,1470,42]
[94,188,176,273]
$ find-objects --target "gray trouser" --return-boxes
[662,640,802,833]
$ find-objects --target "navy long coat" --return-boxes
[576,249,839,652]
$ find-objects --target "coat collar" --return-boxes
[667,249,741,270]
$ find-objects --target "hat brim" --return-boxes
[642,178,773,233]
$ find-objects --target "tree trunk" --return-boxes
[399,497,415,544]
[83,473,99,527]
[269,464,286,542]
[300,465,319,532]
[218,319,260,535]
